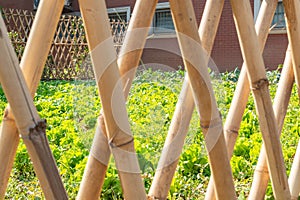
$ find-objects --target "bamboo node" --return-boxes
[254,166,269,175]
[21,120,47,140]
[225,128,239,135]
[109,138,134,148]
[251,79,269,90]
[200,121,222,129]
[200,111,222,129]
[3,108,14,121]
[147,195,159,200]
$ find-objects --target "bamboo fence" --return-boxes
[149,0,225,198]
[0,1,66,197]
[0,0,299,199]
[206,0,279,199]
[79,0,146,198]
[0,2,67,198]
[169,0,236,199]
[2,7,128,80]
[230,0,290,198]
[77,0,158,198]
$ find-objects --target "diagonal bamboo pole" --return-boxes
[248,46,293,199]
[289,139,300,200]
[249,1,300,199]
[283,0,300,93]
[0,15,67,199]
[0,0,65,198]
[230,0,290,199]
[205,1,278,199]
[281,1,300,199]
[77,0,158,199]
[149,0,225,199]
[169,0,237,199]
[78,0,146,199]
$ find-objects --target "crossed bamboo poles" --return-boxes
[0,0,300,199]
[0,0,68,199]
[79,0,237,198]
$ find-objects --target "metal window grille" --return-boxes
[153,8,175,33]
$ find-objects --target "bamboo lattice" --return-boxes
[1,8,128,80]
[1,0,300,199]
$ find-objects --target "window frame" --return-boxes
[149,2,176,36]
[34,0,72,10]
[254,0,286,34]
[107,6,131,22]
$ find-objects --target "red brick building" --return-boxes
[0,0,288,72]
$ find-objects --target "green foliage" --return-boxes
[8,31,25,57]
[0,68,299,199]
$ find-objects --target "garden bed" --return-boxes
[1,68,299,199]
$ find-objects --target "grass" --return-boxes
[0,68,299,199]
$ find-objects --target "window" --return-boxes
[254,0,286,31]
[107,6,131,22]
[150,2,175,34]
[33,0,39,9]
[34,0,73,12]
[271,1,285,29]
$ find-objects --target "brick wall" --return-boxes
[142,37,183,70]
[211,0,243,72]
[263,34,288,70]
[0,0,33,10]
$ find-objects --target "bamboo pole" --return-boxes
[289,140,300,200]
[78,0,146,199]
[281,1,300,199]
[117,0,158,99]
[249,0,300,198]
[230,0,290,199]
[248,46,293,199]
[205,1,278,199]
[148,76,195,200]
[77,0,158,199]
[169,0,236,199]
[283,0,300,94]
[0,0,64,198]
[149,0,225,199]
[0,15,67,199]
